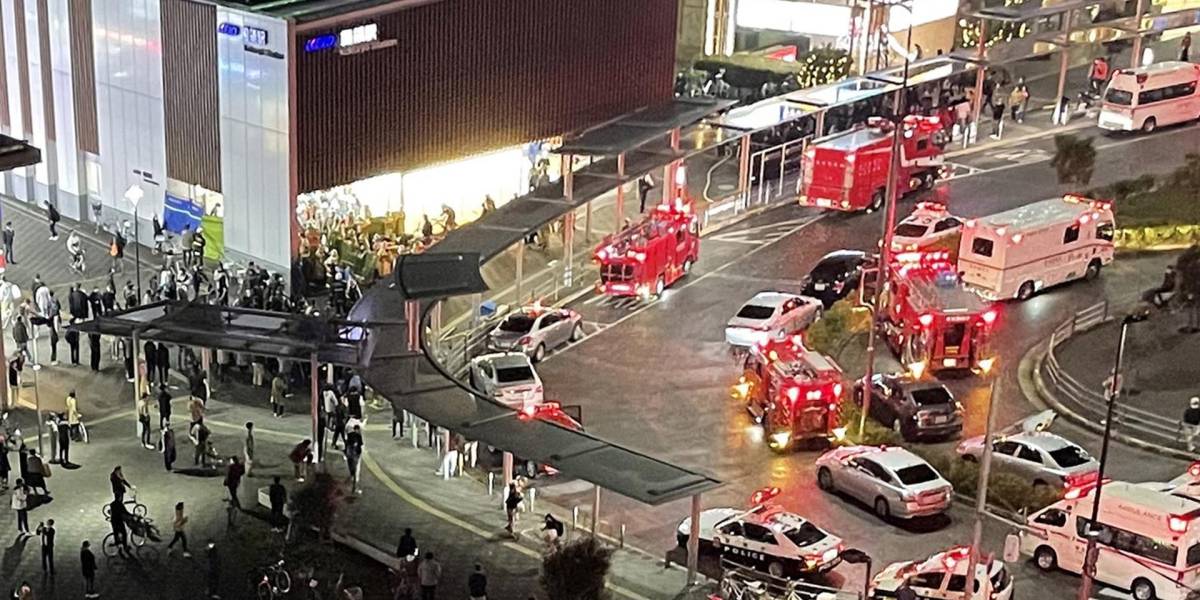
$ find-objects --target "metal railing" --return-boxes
[716,562,859,600]
[1043,300,1189,450]
[740,137,811,211]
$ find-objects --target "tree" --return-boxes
[540,536,614,600]
[1050,134,1097,187]
[1175,245,1200,332]
[288,472,346,543]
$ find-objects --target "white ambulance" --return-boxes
[957,195,1115,301]
[1018,481,1200,600]
[1099,61,1200,134]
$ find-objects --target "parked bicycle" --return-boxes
[252,558,293,600]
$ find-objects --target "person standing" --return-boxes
[268,476,287,532]
[66,320,80,366]
[504,483,523,536]
[36,518,55,574]
[637,174,654,214]
[417,552,442,600]
[270,373,286,418]
[110,466,133,502]
[194,422,212,468]
[162,426,176,471]
[156,343,170,384]
[12,316,29,360]
[80,540,98,597]
[88,331,101,371]
[48,311,59,366]
[45,200,60,240]
[57,417,70,465]
[989,90,1006,138]
[396,528,418,560]
[205,541,219,599]
[345,424,363,494]
[167,502,190,557]
[290,439,313,482]
[11,479,29,534]
[2,221,14,265]
[138,394,153,449]
[468,563,487,600]
[0,441,10,491]
[109,499,131,557]
[144,340,158,386]
[7,354,23,406]
[224,456,245,513]
[1009,79,1029,123]
[1185,397,1200,452]
[1181,34,1192,62]
[243,422,256,476]
[157,385,172,430]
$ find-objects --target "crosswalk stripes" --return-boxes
[708,216,817,246]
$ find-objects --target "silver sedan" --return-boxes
[815,445,953,520]
[487,306,584,362]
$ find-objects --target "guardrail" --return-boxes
[1043,300,1189,450]
[717,562,859,600]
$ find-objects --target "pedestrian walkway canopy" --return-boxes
[869,56,977,86]
[965,0,1103,21]
[348,287,723,505]
[553,97,735,157]
[73,301,375,368]
[0,134,41,171]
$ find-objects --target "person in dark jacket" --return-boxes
[2,221,14,265]
[57,417,70,465]
[87,288,102,320]
[100,284,116,315]
[45,201,59,240]
[87,332,101,371]
[11,317,29,359]
[68,285,88,322]
[157,385,172,430]
[396,528,418,560]
[144,340,158,386]
[156,343,170,383]
[268,476,287,531]
[66,321,80,366]
[162,427,176,471]
[81,540,98,597]
[123,281,138,309]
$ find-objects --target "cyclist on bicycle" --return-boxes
[109,466,133,502]
[66,231,84,272]
[109,499,131,557]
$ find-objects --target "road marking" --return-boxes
[708,216,817,246]
[543,214,827,363]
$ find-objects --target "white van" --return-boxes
[957,195,1115,301]
[1019,481,1200,600]
[1099,61,1200,133]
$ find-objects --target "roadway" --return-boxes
[529,120,1200,597]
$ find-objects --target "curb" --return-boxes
[1021,330,1198,463]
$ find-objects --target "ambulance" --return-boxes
[1018,481,1200,600]
[957,194,1115,301]
[1099,61,1200,134]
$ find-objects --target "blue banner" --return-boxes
[163,193,203,234]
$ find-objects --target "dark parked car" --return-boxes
[853,375,963,441]
[801,250,876,308]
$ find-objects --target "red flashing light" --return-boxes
[1188,461,1200,478]
[981,309,997,325]
[833,383,843,397]
[785,386,801,403]
[634,252,646,263]
[1170,515,1191,534]
[749,486,781,506]
[596,249,608,261]
[1136,73,1148,85]
[1011,233,1023,243]
[918,313,934,327]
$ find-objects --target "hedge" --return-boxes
[806,299,872,358]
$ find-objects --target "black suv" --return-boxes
[854,375,963,441]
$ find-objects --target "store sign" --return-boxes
[219,22,281,58]
[245,26,269,46]
[305,22,397,55]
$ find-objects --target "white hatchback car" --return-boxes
[725,291,823,347]
[815,445,953,520]
[467,352,544,412]
[890,202,964,253]
[870,547,1015,600]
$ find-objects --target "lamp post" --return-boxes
[859,0,915,438]
[840,548,872,599]
[124,185,144,300]
[963,357,997,600]
[1077,309,1149,600]
[31,363,42,455]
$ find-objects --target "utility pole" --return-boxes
[963,359,998,600]
[1130,0,1149,69]
[859,11,914,437]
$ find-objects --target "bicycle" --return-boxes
[253,558,293,600]
[101,513,160,558]
[102,491,148,519]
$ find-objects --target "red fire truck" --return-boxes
[594,201,699,299]
[799,115,948,213]
[873,251,997,375]
[731,335,845,453]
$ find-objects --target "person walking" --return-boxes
[157,385,172,430]
[990,91,1007,139]
[417,552,442,600]
[345,424,363,494]
[162,426,176,471]
[637,173,654,214]
[11,479,29,534]
[243,422,256,476]
[270,373,285,418]
[137,394,153,449]
[194,422,212,468]
[1181,34,1192,62]
[26,450,48,495]
[396,528,418,561]
[268,476,286,532]
[504,482,523,536]
[0,441,10,491]
[467,563,487,600]
[2,221,14,265]
[224,456,245,514]
[80,540,98,597]
[36,519,55,574]
[66,321,80,366]
[167,502,190,557]
[1009,79,1029,123]
[45,201,59,240]
[1185,397,1200,452]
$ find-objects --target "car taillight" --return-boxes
[518,336,531,345]
[981,309,997,325]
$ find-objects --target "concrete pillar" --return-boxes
[132,330,141,437]
[615,153,626,231]
[1130,0,1148,69]
[502,451,514,490]
[201,348,213,392]
[310,355,321,465]
[969,19,989,135]
[1055,48,1070,125]
[562,154,575,288]
[405,300,420,353]
[687,493,702,585]
[514,243,525,303]
[591,484,601,535]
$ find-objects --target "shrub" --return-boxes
[806,299,872,357]
[541,536,614,600]
[837,398,903,447]
[289,472,347,542]
[909,446,1060,516]
[1051,134,1096,187]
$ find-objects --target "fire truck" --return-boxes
[731,335,844,453]
[799,115,948,213]
[872,251,997,375]
[594,201,699,299]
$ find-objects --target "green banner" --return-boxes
[201,215,224,261]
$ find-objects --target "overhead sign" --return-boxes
[305,22,396,55]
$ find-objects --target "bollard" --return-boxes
[571,506,579,539]
[411,422,419,449]
[620,524,626,549]
[488,472,495,496]
[529,488,536,514]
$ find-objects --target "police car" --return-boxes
[890,202,963,253]
[675,501,844,579]
[869,546,1014,600]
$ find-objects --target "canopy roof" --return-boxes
[553,98,736,156]
[0,134,41,172]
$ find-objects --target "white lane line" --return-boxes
[542,214,828,363]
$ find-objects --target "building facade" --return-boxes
[0,0,679,274]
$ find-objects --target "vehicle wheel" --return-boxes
[1034,546,1058,572]
[961,453,978,463]
[570,323,584,342]
[767,561,785,578]
[274,571,292,594]
[920,171,937,190]
[656,277,666,297]
[532,344,545,363]
[683,258,694,275]
[133,503,148,518]
[867,190,885,213]
[1084,259,1102,281]
[103,503,112,519]
[874,497,891,519]
[1132,577,1157,600]
[102,533,119,558]
[817,467,834,491]
[256,579,273,600]
[1141,117,1157,133]
[1017,281,1036,301]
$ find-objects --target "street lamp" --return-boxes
[1077,308,1150,600]
[31,363,42,455]
[124,185,144,301]
[963,356,998,600]
[840,548,873,599]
